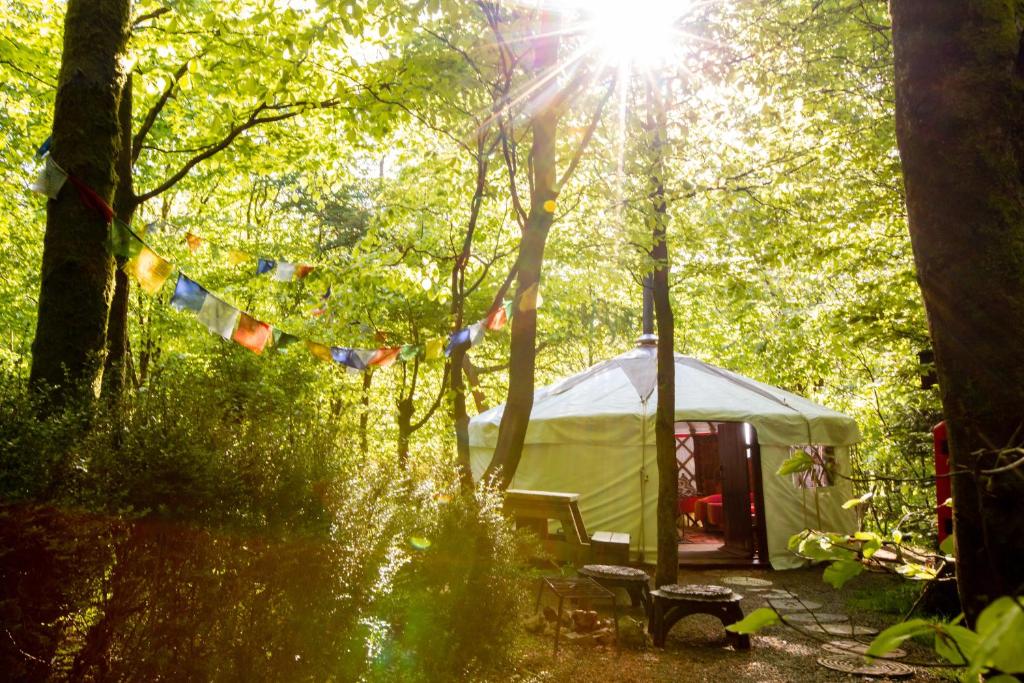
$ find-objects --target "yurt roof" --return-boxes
[468,345,860,448]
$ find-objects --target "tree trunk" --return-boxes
[359,368,372,457]
[483,12,560,489]
[29,0,132,401]
[104,73,139,400]
[647,82,678,588]
[890,0,1024,622]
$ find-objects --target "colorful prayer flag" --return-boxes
[274,262,297,281]
[330,347,366,371]
[233,313,272,354]
[185,232,204,253]
[399,344,421,361]
[469,322,485,347]
[273,329,301,350]
[105,220,144,259]
[257,258,276,275]
[307,340,333,362]
[29,156,66,199]
[227,249,251,266]
[170,274,207,313]
[485,305,508,331]
[445,327,471,357]
[297,265,315,279]
[518,282,540,312]
[126,246,173,294]
[35,136,52,158]
[425,338,445,360]
[197,295,240,340]
[368,348,400,368]
[68,174,114,223]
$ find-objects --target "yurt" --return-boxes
[469,342,861,569]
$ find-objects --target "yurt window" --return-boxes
[791,445,835,488]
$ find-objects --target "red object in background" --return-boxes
[934,421,953,544]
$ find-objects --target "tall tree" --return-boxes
[646,81,677,588]
[30,0,132,400]
[890,1,1024,621]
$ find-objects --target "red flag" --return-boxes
[368,348,400,368]
[232,313,272,354]
[486,305,508,331]
[67,174,114,223]
[296,264,315,279]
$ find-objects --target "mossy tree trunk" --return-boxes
[890,0,1024,622]
[647,82,677,587]
[29,0,132,401]
[104,73,139,399]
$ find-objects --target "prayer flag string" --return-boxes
[27,143,531,372]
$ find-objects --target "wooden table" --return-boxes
[536,576,619,654]
[648,583,750,650]
[578,564,651,617]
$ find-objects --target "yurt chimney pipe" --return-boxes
[639,274,657,346]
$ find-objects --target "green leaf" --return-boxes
[974,597,1024,675]
[938,535,955,557]
[866,619,933,658]
[933,623,978,666]
[776,450,813,476]
[823,559,864,588]
[726,607,779,634]
[841,492,872,509]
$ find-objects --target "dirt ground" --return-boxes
[510,566,956,682]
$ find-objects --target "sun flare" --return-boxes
[583,0,688,69]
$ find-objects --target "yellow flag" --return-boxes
[518,282,541,312]
[127,247,173,295]
[424,338,445,360]
[306,340,333,363]
[227,249,251,266]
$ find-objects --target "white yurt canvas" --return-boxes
[469,344,861,569]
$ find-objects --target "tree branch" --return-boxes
[132,59,192,162]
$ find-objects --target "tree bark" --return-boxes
[647,82,678,588]
[483,12,560,489]
[890,0,1024,622]
[29,0,132,401]
[104,73,139,400]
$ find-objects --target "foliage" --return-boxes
[0,359,527,681]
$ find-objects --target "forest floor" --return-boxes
[511,566,955,682]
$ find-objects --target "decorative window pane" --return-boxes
[791,445,835,488]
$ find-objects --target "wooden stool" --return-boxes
[648,584,750,650]
[578,564,651,617]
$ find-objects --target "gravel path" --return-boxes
[511,566,954,682]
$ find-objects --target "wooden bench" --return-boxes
[504,489,631,565]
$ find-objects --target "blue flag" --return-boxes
[331,346,366,371]
[257,258,276,275]
[35,136,52,158]
[170,274,207,313]
[445,327,472,357]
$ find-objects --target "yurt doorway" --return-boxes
[676,421,767,565]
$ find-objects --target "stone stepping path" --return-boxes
[767,598,822,612]
[804,623,880,636]
[817,656,913,679]
[785,612,849,624]
[721,576,773,587]
[822,640,907,660]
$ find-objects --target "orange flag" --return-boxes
[486,306,507,331]
[185,232,203,253]
[233,313,272,354]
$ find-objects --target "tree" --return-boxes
[890,0,1024,622]
[29,0,132,400]
[646,81,677,588]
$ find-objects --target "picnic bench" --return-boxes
[503,489,631,564]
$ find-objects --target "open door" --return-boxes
[718,422,754,557]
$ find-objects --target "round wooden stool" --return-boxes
[648,583,750,650]
[578,564,652,616]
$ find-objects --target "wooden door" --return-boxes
[718,422,753,556]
